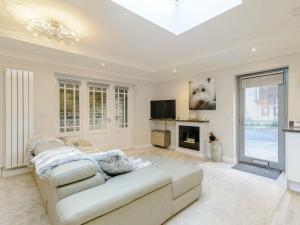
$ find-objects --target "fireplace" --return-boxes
[179,125,200,151]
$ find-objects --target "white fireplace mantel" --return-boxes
[175,121,210,158]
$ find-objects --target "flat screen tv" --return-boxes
[151,100,176,120]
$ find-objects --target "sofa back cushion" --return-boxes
[50,160,98,187]
[55,173,105,201]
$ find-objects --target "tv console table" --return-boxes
[151,130,171,148]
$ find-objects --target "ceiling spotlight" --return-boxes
[251,48,256,52]
[101,62,106,67]
[173,69,177,73]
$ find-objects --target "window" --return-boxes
[89,85,107,130]
[58,79,80,133]
[115,87,128,128]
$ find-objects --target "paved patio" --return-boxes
[244,126,278,162]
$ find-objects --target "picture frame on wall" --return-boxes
[189,77,216,110]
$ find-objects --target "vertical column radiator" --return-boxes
[5,68,34,169]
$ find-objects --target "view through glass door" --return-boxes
[238,69,287,170]
[85,84,131,150]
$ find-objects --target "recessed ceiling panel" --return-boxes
[110,0,242,35]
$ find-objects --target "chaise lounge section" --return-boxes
[33,144,203,225]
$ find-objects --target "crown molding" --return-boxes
[0,48,158,83]
[0,29,157,73]
[157,51,300,82]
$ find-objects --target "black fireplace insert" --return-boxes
[179,125,200,151]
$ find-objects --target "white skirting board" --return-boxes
[5,68,34,169]
[1,166,32,177]
[288,180,300,193]
[133,144,152,149]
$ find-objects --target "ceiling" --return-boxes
[0,0,300,82]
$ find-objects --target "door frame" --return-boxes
[236,67,288,171]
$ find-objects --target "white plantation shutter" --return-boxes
[114,85,129,90]
[87,81,109,89]
[57,78,81,86]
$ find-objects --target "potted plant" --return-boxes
[208,132,222,162]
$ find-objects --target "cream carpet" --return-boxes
[0,148,288,225]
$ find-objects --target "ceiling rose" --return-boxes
[26,18,80,45]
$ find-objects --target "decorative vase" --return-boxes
[210,141,222,162]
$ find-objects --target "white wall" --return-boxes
[1,52,300,166]
[0,55,157,166]
[155,53,300,162]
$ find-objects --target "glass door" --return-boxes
[238,69,287,170]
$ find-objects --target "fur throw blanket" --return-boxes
[31,146,107,178]
[28,136,152,178]
[91,150,152,175]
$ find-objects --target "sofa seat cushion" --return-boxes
[50,160,98,187]
[142,155,203,199]
[56,166,172,225]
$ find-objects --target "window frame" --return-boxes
[88,86,107,130]
[114,87,129,128]
[57,79,81,135]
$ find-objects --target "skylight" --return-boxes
[170,0,185,5]
[110,0,242,35]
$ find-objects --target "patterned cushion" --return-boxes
[26,135,64,160]
[33,142,65,156]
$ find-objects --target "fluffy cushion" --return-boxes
[49,160,98,187]
[33,142,65,156]
[91,150,134,175]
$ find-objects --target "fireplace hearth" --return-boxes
[179,125,200,151]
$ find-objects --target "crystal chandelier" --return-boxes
[27,18,80,45]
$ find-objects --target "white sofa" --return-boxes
[33,144,203,225]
